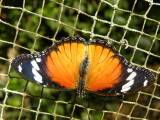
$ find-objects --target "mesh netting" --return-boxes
[0,0,160,120]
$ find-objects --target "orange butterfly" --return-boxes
[12,36,155,98]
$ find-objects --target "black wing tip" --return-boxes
[121,56,156,81]
[11,54,26,65]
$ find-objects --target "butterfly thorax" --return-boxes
[77,55,89,98]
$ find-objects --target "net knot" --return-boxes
[120,39,129,49]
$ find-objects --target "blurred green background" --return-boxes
[0,0,160,120]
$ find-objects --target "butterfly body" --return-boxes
[11,36,155,98]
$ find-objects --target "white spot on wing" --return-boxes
[43,85,47,87]
[18,65,22,73]
[36,58,41,62]
[127,68,133,73]
[143,80,148,87]
[31,60,40,70]
[32,68,42,83]
[34,76,42,83]
[126,72,137,81]
[122,80,134,90]
[121,87,131,93]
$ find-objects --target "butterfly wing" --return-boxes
[11,36,86,91]
[86,40,155,96]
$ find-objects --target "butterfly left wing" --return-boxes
[86,40,155,96]
[11,36,86,91]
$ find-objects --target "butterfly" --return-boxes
[11,36,155,98]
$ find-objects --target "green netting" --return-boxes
[0,0,160,120]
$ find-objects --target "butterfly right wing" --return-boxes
[85,39,155,96]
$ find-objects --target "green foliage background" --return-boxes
[0,0,160,120]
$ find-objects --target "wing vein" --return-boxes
[88,56,118,85]
[87,49,111,80]
[57,49,75,84]
[39,55,64,81]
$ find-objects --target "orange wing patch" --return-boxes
[86,41,122,92]
[45,51,62,80]
[87,57,122,91]
[46,50,74,88]
[58,43,77,83]
[46,37,86,89]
